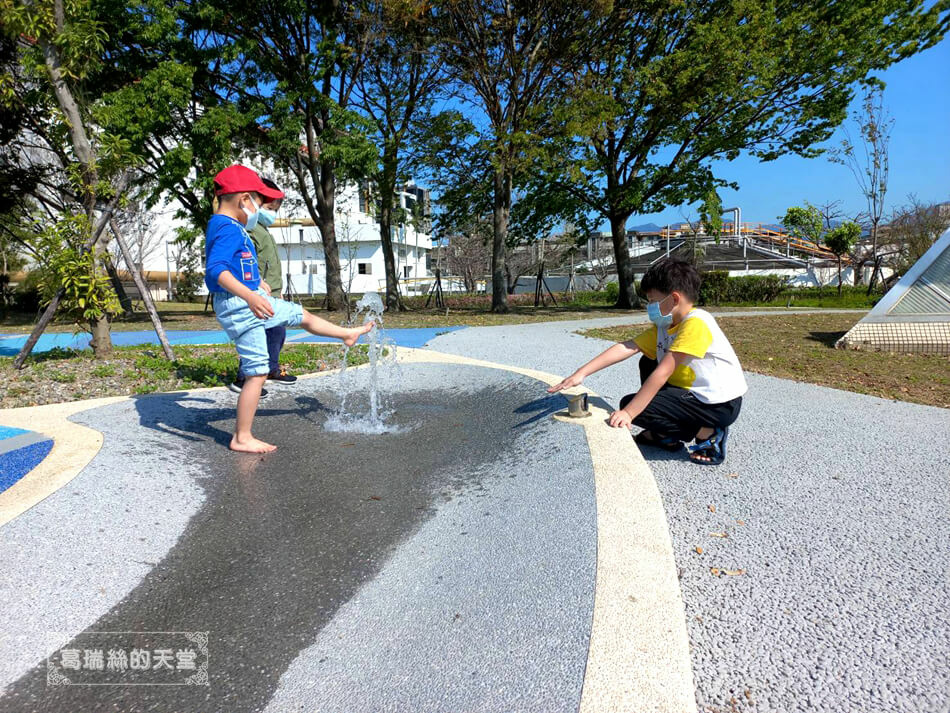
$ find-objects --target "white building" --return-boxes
[268,181,433,297]
[124,179,433,299]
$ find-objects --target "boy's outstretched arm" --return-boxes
[608,350,688,428]
[548,340,640,393]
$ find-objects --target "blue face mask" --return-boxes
[242,195,261,231]
[257,207,277,227]
[646,295,674,329]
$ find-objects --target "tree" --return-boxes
[816,200,846,231]
[578,233,615,291]
[886,196,950,278]
[781,205,825,249]
[832,87,893,293]
[825,221,861,296]
[536,0,949,308]
[782,203,830,290]
[94,40,255,236]
[183,0,378,311]
[1,0,148,357]
[247,0,377,311]
[110,201,170,275]
[354,0,444,311]
[446,222,490,293]
[435,0,606,313]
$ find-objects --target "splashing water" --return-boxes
[324,292,402,434]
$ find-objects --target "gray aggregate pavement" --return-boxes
[0,363,596,713]
[426,316,950,713]
[1,308,946,713]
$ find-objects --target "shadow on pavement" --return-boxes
[130,391,332,448]
[513,394,615,429]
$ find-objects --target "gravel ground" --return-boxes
[426,317,950,713]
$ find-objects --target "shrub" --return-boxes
[604,282,620,303]
[8,271,43,314]
[699,271,787,305]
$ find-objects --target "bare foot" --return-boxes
[230,435,277,453]
[343,321,374,347]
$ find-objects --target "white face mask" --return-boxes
[257,207,278,227]
[646,294,674,329]
[241,195,261,231]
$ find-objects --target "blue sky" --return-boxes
[624,37,950,230]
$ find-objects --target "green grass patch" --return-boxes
[1,343,368,408]
[712,286,880,310]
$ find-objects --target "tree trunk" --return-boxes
[311,159,346,311]
[12,289,64,369]
[89,314,113,357]
[89,221,115,357]
[105,255,133,315]
[491,167,510,313]
[609,213,639,308]
[505,263,517,294]
[379,209,402,310]
[867,256,882,295]
[318,211,346,311]
[377,159,404,311]
[862,218,881,293]
[41,3,116,357]
[837,257,843,298]
[112,219,174,360]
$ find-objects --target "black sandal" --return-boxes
[634,430,685,452]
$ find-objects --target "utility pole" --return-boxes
[165,241,173,301]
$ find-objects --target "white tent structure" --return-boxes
[837,227,950,354]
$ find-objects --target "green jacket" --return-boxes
[249,223,283,293]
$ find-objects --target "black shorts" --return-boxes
[619,357,742,442]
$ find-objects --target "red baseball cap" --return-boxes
[213,164,285,200]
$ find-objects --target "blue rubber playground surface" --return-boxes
[0,326,465,357]
[0,426,54,494]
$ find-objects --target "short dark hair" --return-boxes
[640,258,701,302]
[215,190,262,204]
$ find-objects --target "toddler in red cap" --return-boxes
[205,164,373,453]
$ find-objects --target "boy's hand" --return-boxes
[246,292,275,319]
[608,409,633,429]
[260,279,272,296]
[547,373,583,393]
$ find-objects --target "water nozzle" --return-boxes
[567,392,591,418]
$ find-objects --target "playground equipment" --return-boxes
[837,227,950,354]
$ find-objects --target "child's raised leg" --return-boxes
[231,374,275,453]
[300,309,373,346]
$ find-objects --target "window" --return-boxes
[358,181,370,214]
[299,229,304,243]
[398,248,407,259]
[358,263,372,275]
[309,263,319,274]
[403,266,411,278]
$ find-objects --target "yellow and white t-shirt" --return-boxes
[633,309,747,404]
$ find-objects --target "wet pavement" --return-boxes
[0,363,597,713]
